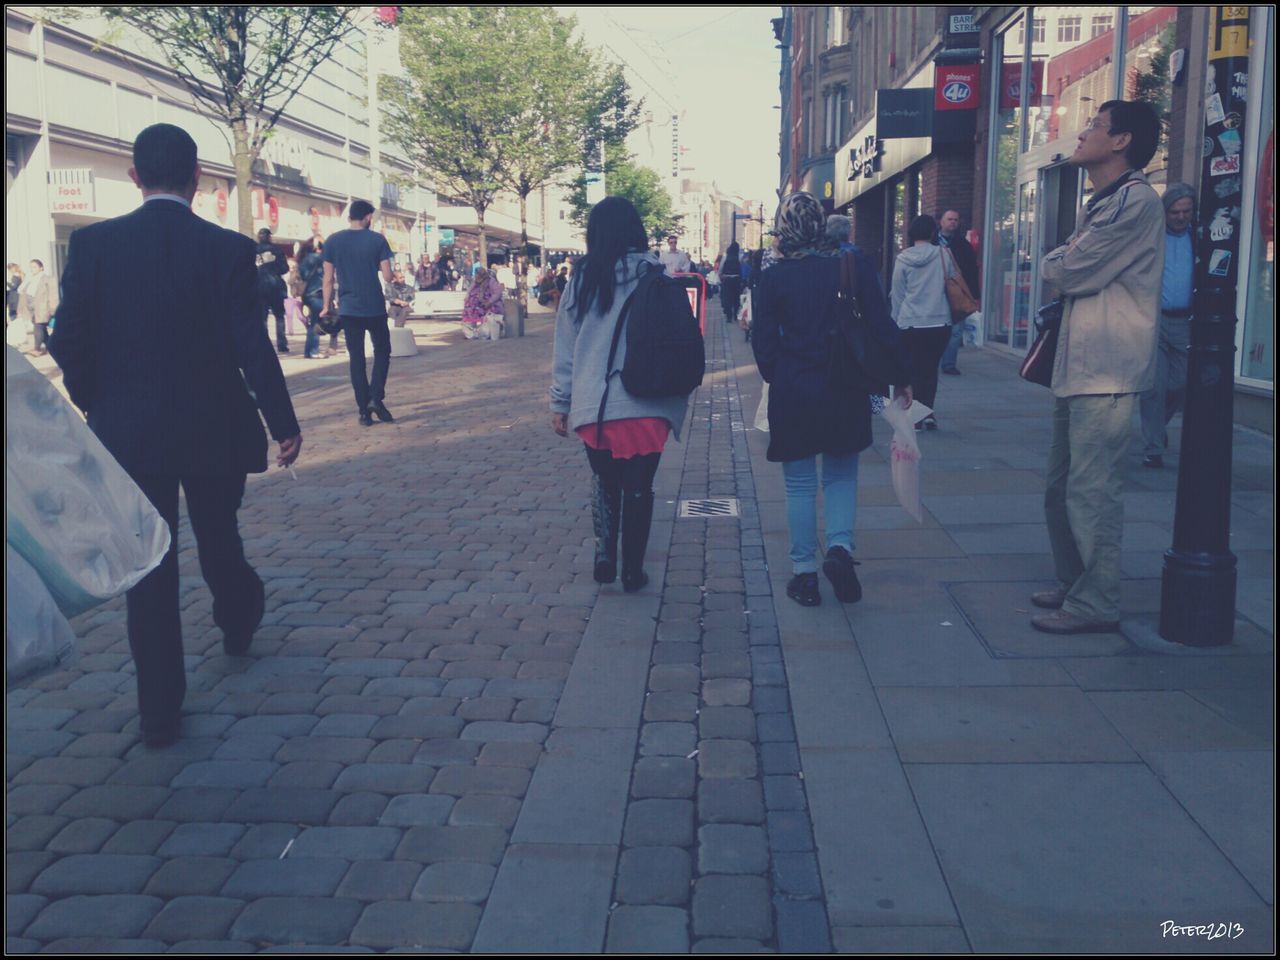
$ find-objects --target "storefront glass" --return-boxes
[985,13,1024,347]
[1122,6,1178,187]
[1027,8,1118,154]
[1240,27,1275,383]
[891,178,907,251]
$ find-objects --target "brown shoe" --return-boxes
[1031,585,1069,609]
[1030,610,1120,635]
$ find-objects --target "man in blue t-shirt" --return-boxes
[322,199,395,426]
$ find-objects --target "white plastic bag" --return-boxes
[6,544,78,684]
[963,310,981,346]
[486,313,505,341]
[738,289,752,329]
[6,317,32,349]
[5,345,171,617]
[880,397,930,523]
[753,382,770,432]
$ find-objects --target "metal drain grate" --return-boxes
[679,498,740,518]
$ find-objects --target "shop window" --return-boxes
[1241,29,1275,383]
[984,13,1025,348]
[1091,15,1113,38]
[1123,7,1177,184]
[1028,7,1118,151]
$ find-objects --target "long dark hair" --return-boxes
[574,196,649,322]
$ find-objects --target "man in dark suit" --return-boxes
[49,123,302,748]
[935,209,981,375]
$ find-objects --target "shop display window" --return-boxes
[1027,7,1118,153]
[1240,28,1275,383]
[1122,6,1178,187]
[983,13,1024,347]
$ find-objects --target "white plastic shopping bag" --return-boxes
[753,382,770,432]
[5,345,171,617]
[738,289,752,329]
[6,543,78,684]
[880,397,931,523]
[963,310,981,346]
[6,316,32,349]
[486,313,505,341]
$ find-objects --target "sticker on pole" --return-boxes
[1210,154,1242,176]
[1208,250,1232,276]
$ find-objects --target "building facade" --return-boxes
[776,5,1273,427]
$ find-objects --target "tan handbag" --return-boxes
[940,247,979,316]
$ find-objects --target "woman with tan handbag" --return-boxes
[890,215,959,430]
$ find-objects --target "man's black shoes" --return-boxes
[1143,454,1163,469]
[222,580,265,657]
[822,546,863,603]
[359,411,374,427]
[369,401,394,423]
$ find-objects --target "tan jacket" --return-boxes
[1042,170,1163,397]
[19,272,59,326]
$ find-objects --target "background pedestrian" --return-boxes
[255,228,290,353]
[18,258,58,357]
[935,209,981,376]
[890,215,956,429]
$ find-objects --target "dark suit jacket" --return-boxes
[49,199,300,477]
[939,233,981,300]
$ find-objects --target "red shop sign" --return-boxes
[1000,60,1044,110]
[215,189,228,220]
[936,64,982,111]
[310,207,321,234]
[267,195,279,229]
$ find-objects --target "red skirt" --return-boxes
[577,417,670,458]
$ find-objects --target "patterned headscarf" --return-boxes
[774,192,828,259]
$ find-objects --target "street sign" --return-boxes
[877,88,932,139]
[440,228,455,244]
[947,13,979,35]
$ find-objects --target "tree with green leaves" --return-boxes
[567,143,683,244]
[84,6,362,235]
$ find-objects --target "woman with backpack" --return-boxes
[550,196,692,592]
[753,191,911,607]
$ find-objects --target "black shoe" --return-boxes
[222,579,265,656]
[591,476,621,584]
[922,415,938,430]
[359,411,374,427]
[369,401,394,422]
[786,572,821,607]
[620,490,654,592]
[822,546,862,603]
[1143,454,1163,469]
[141,715,181,749]
[278,345,290,354]
[941,367,961,375]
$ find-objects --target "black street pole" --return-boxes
[1159,6,1251,647]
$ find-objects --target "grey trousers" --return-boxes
[1045,394,1135,622]
[1139,312,1190,456]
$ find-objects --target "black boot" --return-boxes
[620,490,655,592]
[592,476,621,584]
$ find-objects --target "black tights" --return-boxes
[584,446,660,493]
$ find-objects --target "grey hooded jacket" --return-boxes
[890,243,956,329]
[550,251,688,441]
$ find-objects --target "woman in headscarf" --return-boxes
[752,192,912,607]
[461,265,504,340]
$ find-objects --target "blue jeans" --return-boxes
[781,453,860,573]
[939,321,963,371]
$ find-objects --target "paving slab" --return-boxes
[513,727,635,845]
[906,762,1274,953]
[1087,690,1271,754]
[472,843,616,953]
[947,581,1134,657]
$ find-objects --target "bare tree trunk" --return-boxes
[232,119,255,237]
[476,205,488,266]
[516,190,530,320]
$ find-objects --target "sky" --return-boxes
[565,6,784,209]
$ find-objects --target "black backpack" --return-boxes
[596,266,705,433]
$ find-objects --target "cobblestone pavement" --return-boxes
[6,305,823,953]
[9,302,1274,954]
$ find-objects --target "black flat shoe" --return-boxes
[786,572,820,607]
[359,411,374,426]
[141,715,181,749]
[1143,454,1163,469]
[369,401,394,422]
[822,547,862,603]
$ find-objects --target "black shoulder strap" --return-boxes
[595,273,649,445]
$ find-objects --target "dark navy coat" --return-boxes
[49,199,299,477]
[751,251,909,463]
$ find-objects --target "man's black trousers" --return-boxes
[127,473,263,732]
[341,314,391,413]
